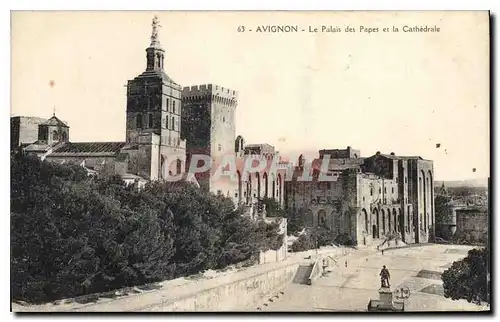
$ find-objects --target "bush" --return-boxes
[442,247,490,305]
[11,154,281,303]
[290,234,315,252]
[283,208,306,236]
[333,233,355,246]
[290,229,340,252]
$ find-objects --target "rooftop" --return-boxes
[40,115,69,128]
[51,142,127,155]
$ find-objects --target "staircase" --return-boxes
[292,264,314,285]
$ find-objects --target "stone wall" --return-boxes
[455,207,488,244]
[148,263,297,311]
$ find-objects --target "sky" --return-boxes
[11,11,490,181]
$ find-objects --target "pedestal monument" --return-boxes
[367,266,405,312]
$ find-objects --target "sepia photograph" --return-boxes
[9,10,491,313]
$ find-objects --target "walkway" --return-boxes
[254,244,489,312]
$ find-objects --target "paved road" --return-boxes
[253,244,489,312]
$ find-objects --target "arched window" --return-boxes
[136,114,142,128]
[148,114,153,128]
[61,132,68,141]
[52,130,59,141]
[171,117,175,130]
[362,209,369,233]
[176,159,182,174]
[172,101,176,114]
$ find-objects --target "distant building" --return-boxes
[455,206,488,244]
[285,148,435,246]
[435,198,467,239]
[10,116,49,151]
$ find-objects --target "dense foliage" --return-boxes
[290,230,353,252]
[11,154,281,303]
[442,247,490,305]
[258,197,306,236]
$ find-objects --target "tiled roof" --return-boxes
[40,115,69,128]
[51,142,127,155]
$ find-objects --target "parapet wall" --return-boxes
[182,84,239,101]
[149,263,299,311]
[39,260,302,312]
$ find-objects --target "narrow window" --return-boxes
[148,114,153,128]
[136,114,142,128]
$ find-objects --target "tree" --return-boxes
[442,247,490,305]
[11,154,281,303]
[258,197,285,217]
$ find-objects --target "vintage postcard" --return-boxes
[10,11,490,313]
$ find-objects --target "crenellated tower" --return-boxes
[181,84,238,193]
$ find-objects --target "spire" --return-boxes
[53,105,56,117]
[146,15,165,71]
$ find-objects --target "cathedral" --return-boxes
[12,17,189,188]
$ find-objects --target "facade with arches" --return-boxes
[285,148,435,246]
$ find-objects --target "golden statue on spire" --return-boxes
[151,15,161,44]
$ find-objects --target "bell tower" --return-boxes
[125,16,186,180]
